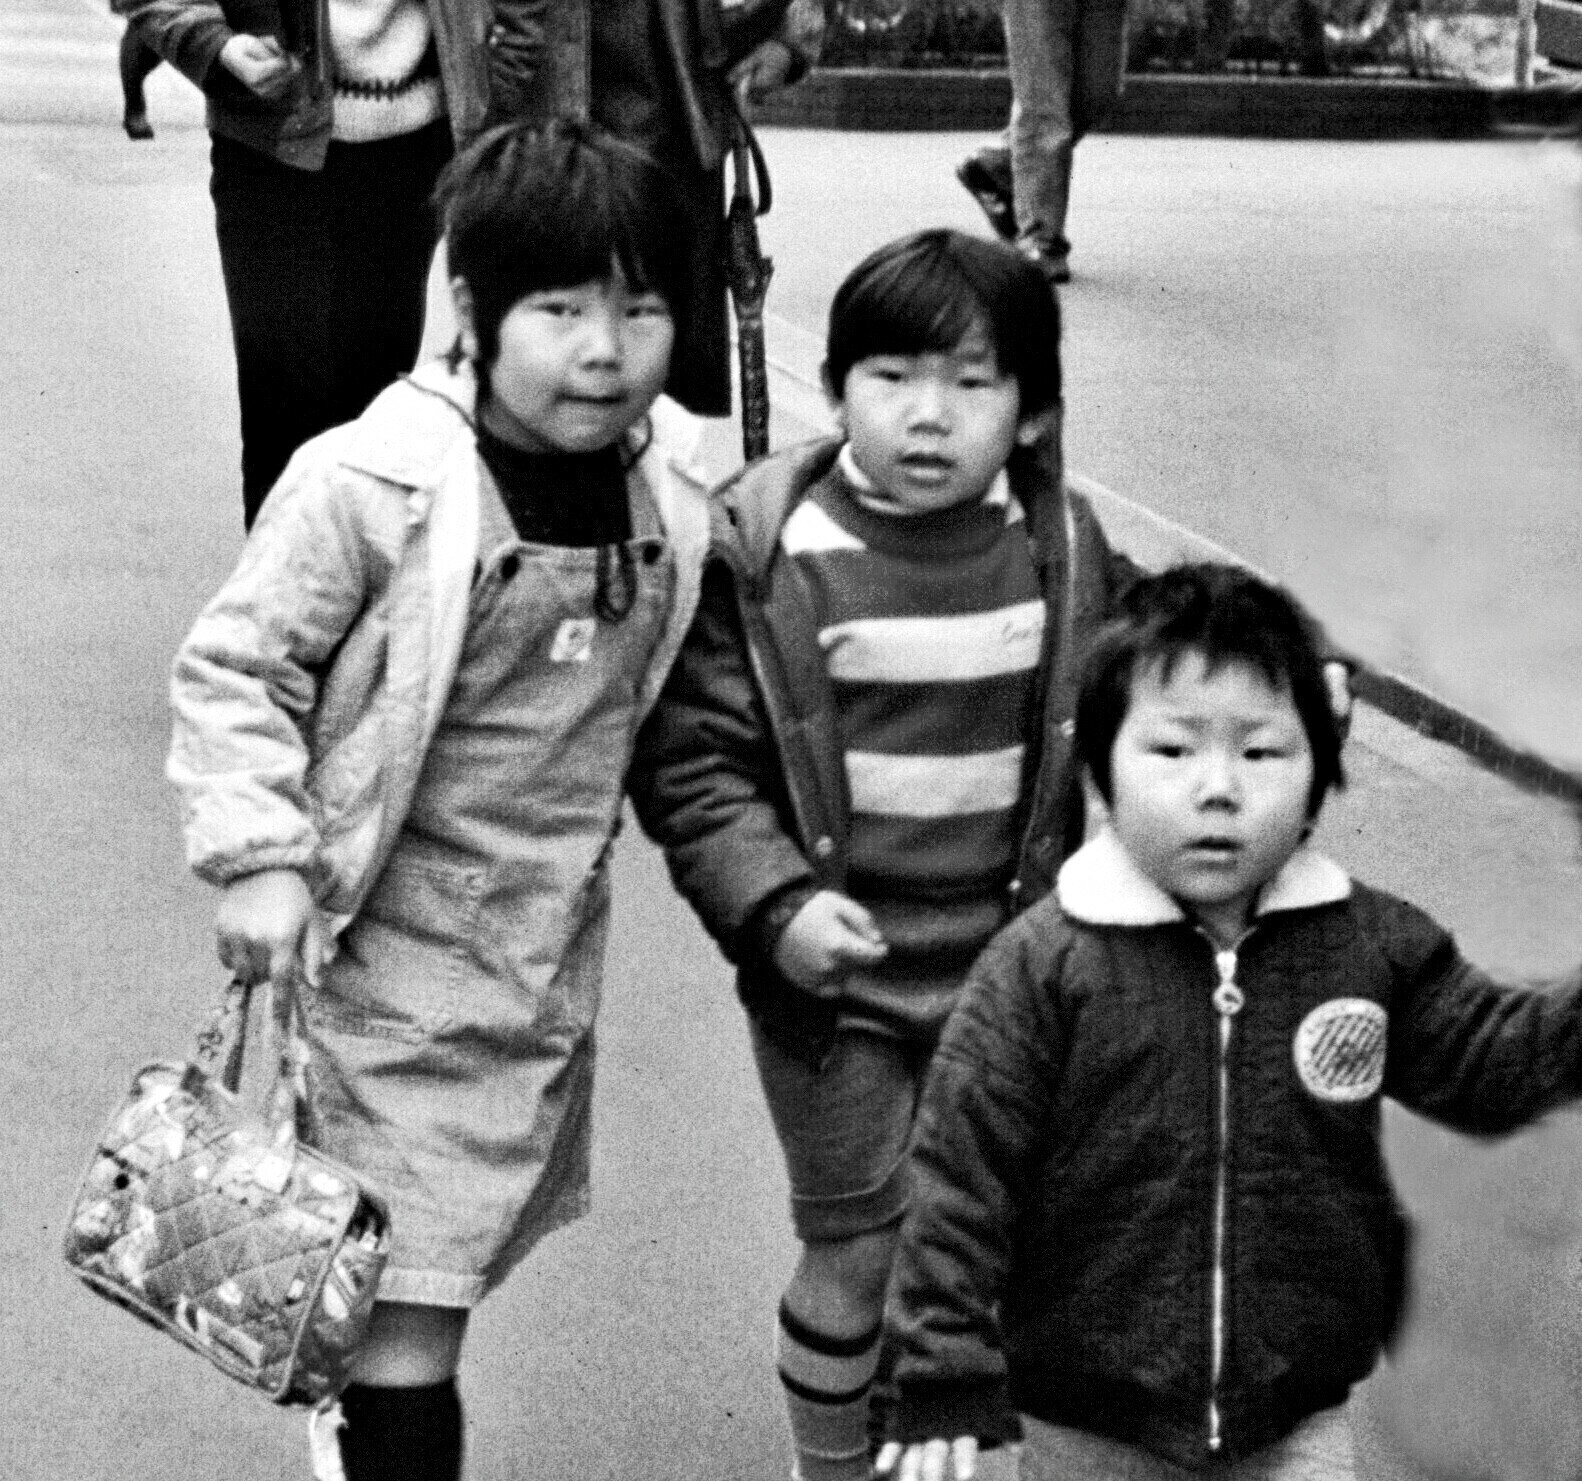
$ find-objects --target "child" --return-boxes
[628,227,1148,1481]
[166,119,713,1481]
[875,564,1582,1481]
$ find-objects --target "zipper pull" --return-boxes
[1212,948,1244,1017]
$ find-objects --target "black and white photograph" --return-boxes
[2,0,1580,1476]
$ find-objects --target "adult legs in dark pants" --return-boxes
[209,118,452,527]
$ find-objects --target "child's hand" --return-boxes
[875,1437,980,1481]
[772,889,887,997]
[216,868,326,993]
[219,34,298,99]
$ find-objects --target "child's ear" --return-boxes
[1015,405,1059,449]
[449,278,481,362]
[820,363,847,433]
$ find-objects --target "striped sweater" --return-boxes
[780,450,1045,1034]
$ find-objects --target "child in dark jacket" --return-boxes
[630,227,1148,1481]
[876,563,1582,1481]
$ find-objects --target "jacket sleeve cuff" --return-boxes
[737,879,820,963]
[191,26,233,86]
[193,843,321,891]
[885,1378,1024,1448]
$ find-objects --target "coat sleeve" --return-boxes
[477,0,552,127]
[1379,895,1582,1134]
[628,557,820,963]
[168,446,380,890]
[881,919,1069,1446]
[112,0,231,89]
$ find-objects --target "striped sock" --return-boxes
[776,1300,882,1481]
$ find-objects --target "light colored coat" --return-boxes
[169,360,712,931]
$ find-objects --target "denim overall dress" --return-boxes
[303,472,676,1307]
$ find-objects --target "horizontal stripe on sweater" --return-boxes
[834,672,1037,756]
[821,599,1045,684]
[846,746,1024,818]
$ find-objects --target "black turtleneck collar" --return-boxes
[475,420,631,548]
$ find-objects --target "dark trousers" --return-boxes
[209,120,452,527]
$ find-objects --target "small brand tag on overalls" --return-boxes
[550,617,597,663]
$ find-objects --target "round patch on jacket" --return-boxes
[1293,998,1387,1102]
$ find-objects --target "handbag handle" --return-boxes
[187,978,307,1142]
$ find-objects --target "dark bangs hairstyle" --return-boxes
[824,229,1062,416]
[435,118,691,369]
[1075,563,1346,818]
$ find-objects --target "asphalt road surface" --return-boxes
[4,2,1582,1476]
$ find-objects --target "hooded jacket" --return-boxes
[627,438,1139,1064]
[883,830,1582,1470]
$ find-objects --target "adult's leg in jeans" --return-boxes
[1004,0,1079,260]
[1071,0,1129,141]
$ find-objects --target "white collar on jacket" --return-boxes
[1056,828,1351,928]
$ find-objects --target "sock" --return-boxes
[776,1300,882,1481]
[332,1379,464,1481]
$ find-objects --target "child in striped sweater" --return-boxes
[630,228,1142,1481]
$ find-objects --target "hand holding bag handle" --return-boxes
[194,975,308,1143]
[64,975,392,1405]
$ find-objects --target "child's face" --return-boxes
[469,271,674,454]
[831,323,1037,515]
[1107,651,1315,945]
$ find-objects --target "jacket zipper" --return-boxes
[1205,938,1246,1454]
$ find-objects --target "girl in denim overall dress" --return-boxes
[166,121,712,1481]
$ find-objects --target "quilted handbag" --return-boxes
[63,978,392,1405]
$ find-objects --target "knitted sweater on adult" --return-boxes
[328,0,443,141]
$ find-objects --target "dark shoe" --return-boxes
[122,111,154,140]
[956,150,1017,243]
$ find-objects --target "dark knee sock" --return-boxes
[337,1379,464,1481]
